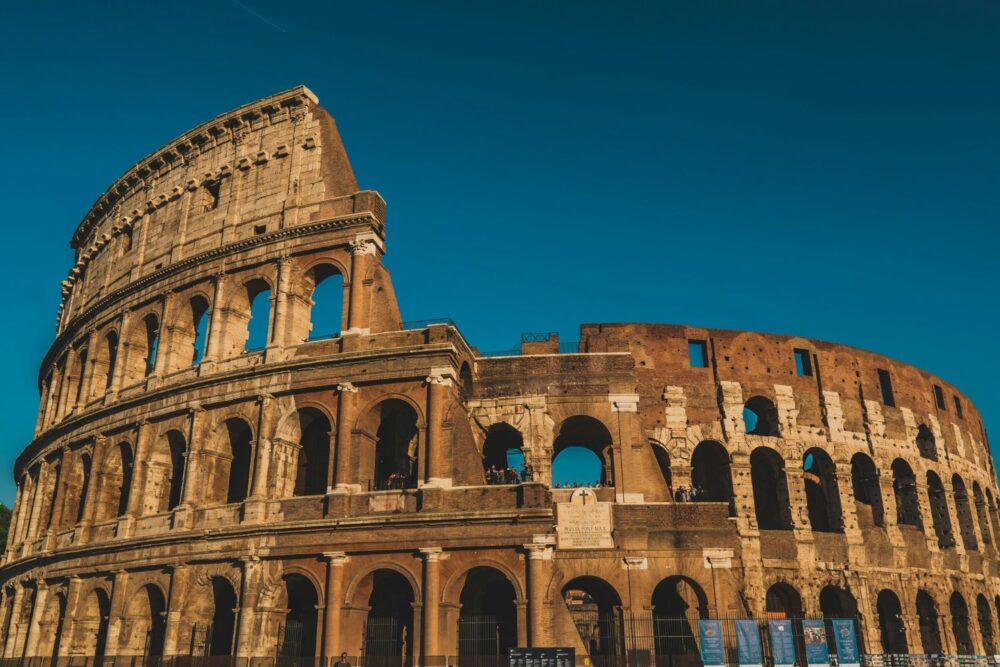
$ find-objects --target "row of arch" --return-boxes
[40,262,346,430]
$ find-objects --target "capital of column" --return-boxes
[324,551,350,566]
[337,382,358,393]
[419,547,444,562]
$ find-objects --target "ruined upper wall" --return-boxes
[58,86,377,331]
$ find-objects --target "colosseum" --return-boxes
[1,85,997,666]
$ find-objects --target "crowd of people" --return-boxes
[673,485,706,502]
[486,463,535,485]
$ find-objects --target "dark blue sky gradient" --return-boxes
[1,1,999,503]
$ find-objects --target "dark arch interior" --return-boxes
[364,570,415,659]
[803,448,843,533]
[927,472,955,548]
[750,448,792,530]
[744,396,779,436]
[891,459,922,529]
[916,590,942,655]
[209,577,237,656]
[374,400,419,489]
[915,424,937,460]
[950,592,973,655]
[876,590,908,654]
[651,576,708,658]
[281,574,319,658]
[552,416,614,487]
[851,453,884,528]
[225,419,253,504]
[562,576,622,658]
[458,567,518,657]
[691,441,731,506]
[295,409,331,496]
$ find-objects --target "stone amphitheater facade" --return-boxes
[0,86,997,664]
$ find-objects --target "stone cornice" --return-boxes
[41,212,379,383]
[70,86,318,250]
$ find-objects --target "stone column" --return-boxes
[235,556,259,657]
[162,564,188,656]
[424,371,454,488]
[333,383,358,491]
[524,544,553,647]
[420,548,443,663]
[346,234,379,334]
[21,580,48,657]
[322,552,350,658]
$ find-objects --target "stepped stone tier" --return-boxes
[1,86,998,663]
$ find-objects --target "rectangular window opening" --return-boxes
[793,348,813,377]
[953,395,963,419]
[933,385,946,410]
[688,340,708,368]
[877,369,895,407]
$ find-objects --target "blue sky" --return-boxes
[1,1,999,504]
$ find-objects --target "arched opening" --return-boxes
[362,569,415,663]
[977,594,996,655]
[691,441,732,506]
[744,396,779,436]
[950,592,973,655]
[927,472,955,548]
[803,448,843,533]
[209,577,237,656]
[891,459,922,529]
[916,590,942,655]
[294,408,331,496]
[916,424,937,460]
[750,447,792,530]
[552,416,614,488]
[876,589,908,654]
[280,574,319,658]
[306,264,344,341]
[123,584,166,657]
[220,418,253,505]
[74,588,111,658]
[851,453,885,528]
[482,423,525,484]
[973,482,992,547]
[562,576,623,660]
[371,400,419,490]
[651,576,708,661]
[244,280,273,352]
[819,586,862,654]
[96,441,133,522]
[651,443,672,496]
[457,567,518,659]
[952,474,978,551]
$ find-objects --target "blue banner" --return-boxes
[802,619,829,667]
[699,619,726,667]
[768,619,797,667]
[832,619,860,667]
[736,619,764,667]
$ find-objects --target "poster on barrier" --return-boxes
[802,619,830,667]
[699,619,726,667]
[768,619,797,667]
[736,619,764,667]
[832,618,860,667]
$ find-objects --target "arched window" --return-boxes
[916,424,937,460]
[803,448,843,533]
[691,441,732,506]
[280,574,320,658]
[244,281,273,352]
[652,577,708,659]
[973,483,993,547]
[927,472,955,548]
[977,594,996,655]
[744,396,779,436]
[209,577,237,656]
[562,577,623,659]
[362,570,415,662]
[223,419,253,504]
[891,459,922,529]
[916,590,942,654]
[851,453,885,528]
[294,408,331,496]
[458,567,518,658]
[952,474,978,551]
[306,265,344,341]
[551,416,614,488]
[877,589,908,654]
[482,423,525,482]
[950,592,973,655]
[750,447,792,530]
